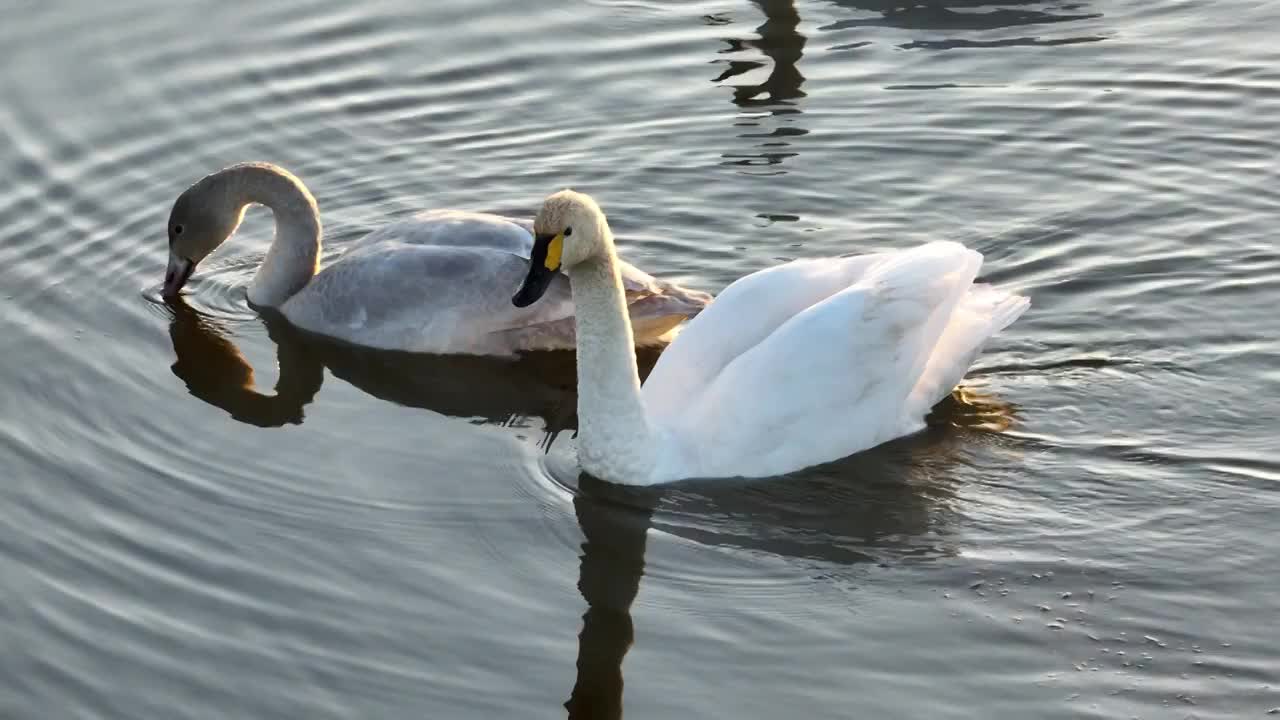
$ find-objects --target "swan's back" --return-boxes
[281,210,710,355]
[348,210,535,256]
[285,243,574,353]
[643,241,1028,481]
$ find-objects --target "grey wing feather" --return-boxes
[286,243,580,353]
[346,210,535,256]
[282,209,712,354]
[348,209,690,299]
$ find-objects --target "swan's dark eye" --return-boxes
[173,224,184,236]
[564,226,573,236]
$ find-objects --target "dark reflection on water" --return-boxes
[166,296,663,439]
[166,288,1021,717]
[715,1,809,171]
[171,291,1008,716]
[573,390,1011,563]
[168,299,323,428]
[565,487,652,720]
[169,291,1008,715]
[901,33,1106,51]
[562,392,1015,715]
[819,0,1106,49]
[715,1,807,109]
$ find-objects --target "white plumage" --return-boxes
[513,190,1029,485]
[642,243,1028,481]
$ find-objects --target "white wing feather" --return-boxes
[643,241,1020,480]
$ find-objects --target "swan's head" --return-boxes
[513,189,608,307]
[162,175,246,298]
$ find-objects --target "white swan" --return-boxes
[161,162,710,355]
[511,190,1030,485]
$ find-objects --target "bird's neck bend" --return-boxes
[228,163,321,307]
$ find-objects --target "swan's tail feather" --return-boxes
[975,283,1031,333]
[994,294,1030,332]
[905,283,1029,416]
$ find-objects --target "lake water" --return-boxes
[2,0,1278,717]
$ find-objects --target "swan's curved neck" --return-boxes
[227,164,322,307]
[569,241,656,483]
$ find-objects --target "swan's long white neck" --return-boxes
[228,164,321,307]
[568,233,656,484]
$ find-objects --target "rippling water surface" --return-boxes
[3,1,1279,717]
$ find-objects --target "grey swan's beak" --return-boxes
[162,252,195,298]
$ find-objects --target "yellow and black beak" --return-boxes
[512,232,564,308]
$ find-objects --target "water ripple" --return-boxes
[4,0,1280,717]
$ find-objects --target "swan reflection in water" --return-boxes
[165,295,663,438]
[163,296,1018,718]
[167,299,323,427]
[564,390,1017,718]
[711,0,1105,170]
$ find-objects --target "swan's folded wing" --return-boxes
[350,211,697,303]
[347,211,536,255]
[659,242,982,479]
[642,252,887,420]
[285,244,580,352]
